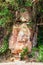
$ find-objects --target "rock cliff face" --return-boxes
[9,2,38,55]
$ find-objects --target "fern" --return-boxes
[0,7,9,16]
[25,0,32,7]
[20,47,29,60]
[37,45,43,62]
[0,36,8,54]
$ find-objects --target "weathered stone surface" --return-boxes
[20,11,31,22]
[15,9,31,22]
[9,23,33,54]
[0,61,43,65]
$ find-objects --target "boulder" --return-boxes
[9,23,33,54]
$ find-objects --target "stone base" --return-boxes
[0,61,43,65]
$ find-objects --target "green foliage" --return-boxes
[20,47,29,60]
[0,17,8,26]
[20,8,26,12]
[38,4,43,13]
[0,36,8,54]
[37,26,43,62]
[37,26,43,45]
[0,7,9,16]
[0,2,13,54]
[6,0,19,10]
[5,0,15,5]
[0,5,13,27]
[16,0,24,6]
[37,0,43,17]
[31,47,38,57]
[0,7,8,26]
[25,0,32,7]
[37,45,43,62]
[20,47,38,60]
